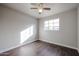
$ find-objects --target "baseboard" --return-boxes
[0,44,21,53]
[40,39,78,50]
[0,39,37,53]
[78,49,79,53]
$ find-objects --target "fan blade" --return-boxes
[31,8,38,9]
[43,8,51,10]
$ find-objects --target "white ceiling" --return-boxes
[2,3,78,18]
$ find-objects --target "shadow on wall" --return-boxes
[20,25,34,44]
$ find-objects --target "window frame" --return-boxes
[44,18,59,31]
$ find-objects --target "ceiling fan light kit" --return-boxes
[31,3,51,14]
[38,8,43,14]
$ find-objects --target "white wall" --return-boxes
[39,8,77,49]
[0,5,38,53]
[77,7,79,52]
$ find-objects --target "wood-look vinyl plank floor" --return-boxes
[0,40,79,56]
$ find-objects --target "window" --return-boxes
[20,25,33,44]
[44,18,59,31]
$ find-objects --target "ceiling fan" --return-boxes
[30,3,51,14]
